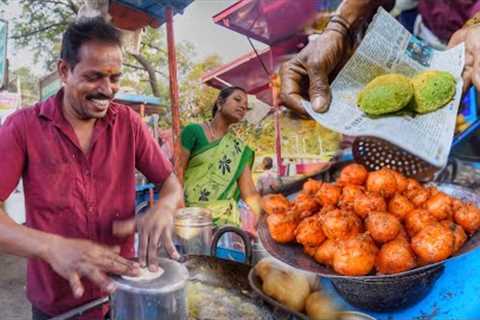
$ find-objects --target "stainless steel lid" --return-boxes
[175,207,213,227]
[112,258,189,294]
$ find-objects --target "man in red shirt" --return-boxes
[0,18,183,319]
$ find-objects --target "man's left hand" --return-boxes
[113,203,179,272]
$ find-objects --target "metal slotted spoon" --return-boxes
[352,136,439,181]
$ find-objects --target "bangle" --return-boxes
[329,15,354,46]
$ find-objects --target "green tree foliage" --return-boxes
[0,0,200,101]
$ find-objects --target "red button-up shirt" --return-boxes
[0,90,172,318]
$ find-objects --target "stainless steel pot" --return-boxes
[110,258,189,320]
[175,207,214,256]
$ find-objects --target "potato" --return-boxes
[305,291,338,320]
[255,258,311,312]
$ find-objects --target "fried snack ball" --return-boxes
[333,234,378,276]
[454,202,480,235]
[366,168,397,198]
[357,73,414,116]
[396,224,410,242]
[338,163,368,186]
[262,194,290,215]
[315,183,342,207]
[388,193,415,221]
[404,180,430,207]
[389,169,409,193]
[365,211,401,243]
[411,70,456,114]
[376,239,416,274]
[267,211,299,243]
[304,245,319,257]
[339,184,365,210]
[353,192,387,219]
[293,193,320,219]
[405,209,437,237]
[314,239,339,266]
[303,179,323,196]
[321,209,361,240]
[411,223,454,263]
[425,193,453,221]
[295,215,326,247]
[440,220,467,254]
[305,291,338,320]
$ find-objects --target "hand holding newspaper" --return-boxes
[303,8,465,168]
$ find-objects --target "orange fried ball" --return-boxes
[295,215,326,247]
[314,239,339,266]
[389,169,408,193]
[293,193,320,219]
[388,193,415,221]
[315,183,341,207]
[376,239,416,274]
[262,194,290,215]
[404,181,430,207]
[396,224,410,242]
[440,220,467,254]
[411,223,454,263]
[353,192,387,219]
[267,212,299,243]
[303,179,323,196]
[425,193,453,221]
[405,209,437,237]
[454,202,480,235]
[338,163,368,186]
[339,184,365,210]
[333,234,378,276]
[304,245,319,257]
[366,168,397,198]
[321,209,361,240]
[365,211,401,243]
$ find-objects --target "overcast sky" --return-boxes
[2,0,267,76]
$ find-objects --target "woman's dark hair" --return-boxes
[61,17,122,70]
[212,86,246,117]
[263,157,273,170]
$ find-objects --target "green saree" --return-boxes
[184,132,254,226]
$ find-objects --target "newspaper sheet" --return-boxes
[303,8,465,168]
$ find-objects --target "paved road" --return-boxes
[0,254,31,320]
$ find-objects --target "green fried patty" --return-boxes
[357,74,414,116]
[411,70,456,114]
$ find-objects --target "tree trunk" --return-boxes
[130,53,160,97]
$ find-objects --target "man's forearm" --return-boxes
[0,205,57,260]
[336,0,395,32]
[155,173,183,210]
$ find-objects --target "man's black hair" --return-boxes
[60,17,122,69]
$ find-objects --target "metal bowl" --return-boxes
[248,268,377,319]
[258,184,480,311]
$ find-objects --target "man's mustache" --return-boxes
[86,93,113,100]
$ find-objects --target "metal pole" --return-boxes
[165,6,183,183]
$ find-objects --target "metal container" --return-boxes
[175,207,214,256]
[110,258,189,320]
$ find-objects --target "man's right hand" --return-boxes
[280,29,350,115]
[44,236,140,298]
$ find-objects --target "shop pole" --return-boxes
[165,6,183,183]
[271,73,283,176]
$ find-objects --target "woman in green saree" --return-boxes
[179,87,261,230]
